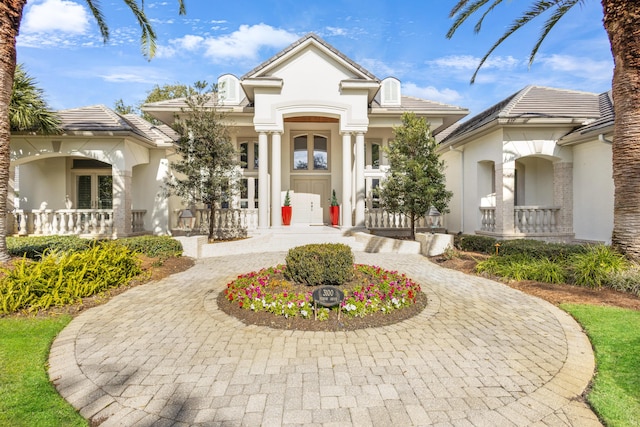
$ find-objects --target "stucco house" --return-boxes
[9,34,615,244]
[438,86,614,243]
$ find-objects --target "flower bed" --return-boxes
[222,264,424,324]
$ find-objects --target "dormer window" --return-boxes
[217,74,240,105]
[379,77,401,106]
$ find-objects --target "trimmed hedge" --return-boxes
[497,239,587,261]
[116,236,183,258]
[285,243,354,286]
[7,236,96,260]
[455,235,497,254]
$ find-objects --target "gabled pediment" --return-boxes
[241,33,380,103]
[242,33,378,81]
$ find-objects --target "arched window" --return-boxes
[379,77,401,106]
[217,74,240,105]
[292,134,329,171]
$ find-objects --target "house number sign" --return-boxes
[312,286,345,320]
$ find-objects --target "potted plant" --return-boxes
[329,189,340,226]
[282,190,292,225]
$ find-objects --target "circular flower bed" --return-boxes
[217,264,428,331]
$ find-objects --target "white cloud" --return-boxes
[538,54,612,78]
[403,83,462,104]
[98,67,166,84]
[22,0,90,34]
[203,24,299,61]
[428,55,521,71]
[154,24,298,62]
[174,35,204,51]
[325,26,347,36]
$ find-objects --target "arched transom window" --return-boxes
[292,133,329,171]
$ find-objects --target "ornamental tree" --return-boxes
[377,112,452,240]
[165,81,240,241]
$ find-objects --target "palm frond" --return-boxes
[474,0,507,33]
[447,0,492,39]
[123,0,158,59]
[10,65,61,134]
[529,0,583,65]
[84,0,109,42]
[449,0,583,83]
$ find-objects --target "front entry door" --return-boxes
[292,177,330,224]
[77,174,113,209]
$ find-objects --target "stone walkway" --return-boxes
[49,252,601,426]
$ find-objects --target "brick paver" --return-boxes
[49,251,601,426]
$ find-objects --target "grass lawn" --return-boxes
[562,304,640,427]
[0,316,87,427]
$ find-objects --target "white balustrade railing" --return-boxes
[174,208,258,233]
[479,207,496,232]
[515,206,560,233]
[365,209,433,229]
[131,210,146,233]
[11,209,147,236]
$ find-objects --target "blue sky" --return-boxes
[17,0,612,118]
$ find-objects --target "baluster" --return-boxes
[51,212,59,235]
[98,212,105,234]
[34,211,42,234]
[60,212,68,234]
[19,211,28,236]
[550,209,557,232]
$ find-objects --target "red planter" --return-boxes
[282,206,292,225]
[329,205,340,226]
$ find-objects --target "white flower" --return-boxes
[250,303,255,310]
[287,302,294,309]
[301,309,308,317]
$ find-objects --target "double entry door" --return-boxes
[76,173,113,209]
[291,177,330,224]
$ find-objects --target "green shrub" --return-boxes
[285,243,354,286]
[456,235,497,254]
[7,235,96,260]
[569,245,629,288]
[116,235,183,258]
[608,265,640,297]
[497,239,587,261]
[0,242,142,314]
[476,255,566,283]
[529,258,567,284]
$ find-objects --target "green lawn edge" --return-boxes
[0,316,87,427]
[561,304,640,427]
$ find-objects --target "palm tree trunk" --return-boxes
[0,1,27,263]
[603,0,640,260]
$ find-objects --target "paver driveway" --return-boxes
[49,252,601,426]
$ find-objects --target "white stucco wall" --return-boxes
[517,156,554,206]
[132,149,171,235]
[572,140,614,243]
[19,158,67,210]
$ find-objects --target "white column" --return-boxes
[112,167,132,237]
[355,131,366,226]
[496,161,515,234]
[258,132,269,229]
[270,132,282,228]
[342,133,352,227]
[247,177,256,209]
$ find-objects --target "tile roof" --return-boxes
[371,95,467,113]
[565,91,614,137]
[441,86,601,144]
[58,105,177,146]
